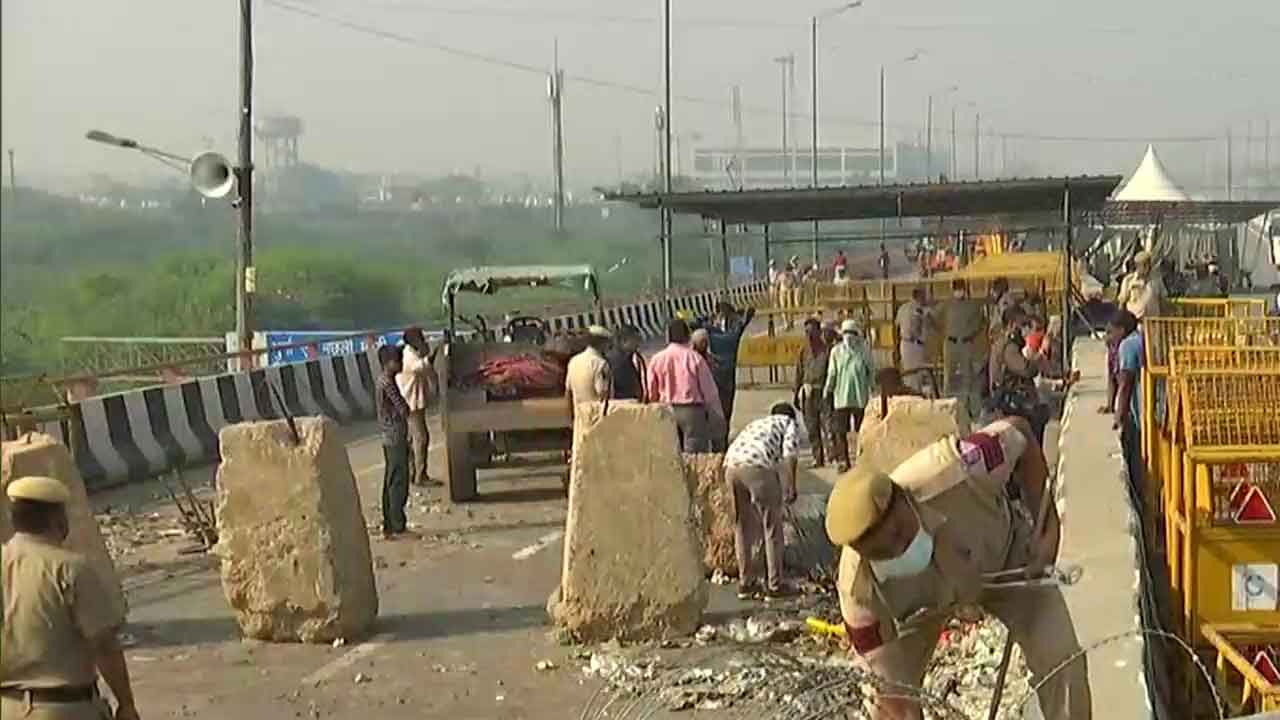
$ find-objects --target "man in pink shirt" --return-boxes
[647,318,724,452]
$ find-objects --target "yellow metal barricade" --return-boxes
[1200,624,1280,715]
[1159,370,1280,714]
[1170,298,1269,319]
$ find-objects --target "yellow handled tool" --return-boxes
[805,617,846,638]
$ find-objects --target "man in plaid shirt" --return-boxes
[376,344,414,539]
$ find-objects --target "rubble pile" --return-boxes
[576,608,1029,719]
[97,509,188,562]
[924,618,1034,720]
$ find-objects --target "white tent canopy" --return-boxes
[1113,144,1191,202]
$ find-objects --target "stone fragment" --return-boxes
[215,417,378,643]
[551,403,708,642]
[682,453,737,577]
[1,432,127,624]
[856,396,971,476]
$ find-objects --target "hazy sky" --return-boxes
[3,0,1277,190]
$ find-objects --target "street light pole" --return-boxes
[235,0,255,368]
[661,0,673,293]
[974,111,981,180]
[950,105,957,179]
[810,15,819,265]
[926,84,957,181]
[878,64,885,186]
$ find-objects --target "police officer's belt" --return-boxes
[946,332,979,343]
[1,685,97,703]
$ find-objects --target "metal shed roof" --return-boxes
[601,176,1124,225]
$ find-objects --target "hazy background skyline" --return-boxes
[3,0,1278,193]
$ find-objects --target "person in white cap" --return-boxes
[2,476,141,720]
[823,318,877,472]
[565,325,613,415]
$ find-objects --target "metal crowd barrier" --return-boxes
[1138,332,1280,717]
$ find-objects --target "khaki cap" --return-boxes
[5,476,71,505]
[825,466,895,546]
[1133,250,1153,264]
[587,324,612,338]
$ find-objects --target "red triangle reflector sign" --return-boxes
[1233,485,1277,524]
[1253,650,1280,685]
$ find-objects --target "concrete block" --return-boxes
[552,403,708,642]
[857,396,971,476]
[682,453,736,577]
[215,417,377,643]
[1,433,127,625]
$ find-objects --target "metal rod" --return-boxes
[7,148,16,208]
[974,111,981,180]
[235,0,256,371]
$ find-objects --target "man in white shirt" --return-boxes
[895,288,934,393]
[1118,250,1165,320]
[397,327,438,486]
[724,402,801,600]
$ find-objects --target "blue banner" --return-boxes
[265,330,414,366]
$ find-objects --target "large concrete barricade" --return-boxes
[550,403,708,642]
[215,417,378,643]
[0,432,127,625]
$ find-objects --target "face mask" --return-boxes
[842,333,857,347]
[953,290,965,299]
[870,524,934,580]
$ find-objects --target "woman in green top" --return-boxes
[824,318,876,473]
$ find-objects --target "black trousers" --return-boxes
[801,393,829,464]
[830,406,865,467]
[382,438,410,534]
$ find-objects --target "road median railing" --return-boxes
[0,281,767,490]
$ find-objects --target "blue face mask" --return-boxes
[870,523,935,580]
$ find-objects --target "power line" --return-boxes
[265,0,1243,145]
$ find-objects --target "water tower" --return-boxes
[255,115,302,171]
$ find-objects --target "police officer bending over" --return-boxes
[826,417,1091,720]
[1,476,140,720]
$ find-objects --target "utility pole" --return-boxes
[614,134,623,186]
[775,56,793,185]
[731,85,744,189]
[548,42,566,233]
[810,16,819,265]
[661,0,673,293]
[925,95,932,179]
[7,148,15,208]
[974,112,981,180]
[950,106,957,179]
[1001,134,1007,176]
[1266,116,1272,190]
[878,64,886,186]
[1225,129,1233,201]
[235,0,255,368]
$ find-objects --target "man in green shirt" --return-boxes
[824,319,876,473]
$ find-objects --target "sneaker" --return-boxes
[763,583,800,601]
[810,459,826,469]
[736,582,762,600]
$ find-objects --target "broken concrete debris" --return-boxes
[681,452,737,576]
[550,403,708,642]
[215,417,378,643]
[577,612,1028,719]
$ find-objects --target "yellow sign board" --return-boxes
[739,335,807,368]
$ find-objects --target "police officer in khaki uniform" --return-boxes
[936,280,985,417]
[825,418,1091,720]
[1,476,140,720]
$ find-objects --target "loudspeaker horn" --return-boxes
[190,151,235,199]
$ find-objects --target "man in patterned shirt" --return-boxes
[376,344,414,539]
[723,402,801,600]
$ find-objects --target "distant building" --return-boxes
[690,142,934,190]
